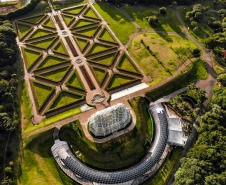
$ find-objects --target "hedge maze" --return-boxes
[16,4,145,118]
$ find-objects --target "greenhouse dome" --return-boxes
[89,103,131,137]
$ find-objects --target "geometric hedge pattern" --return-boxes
[15,4,144,116]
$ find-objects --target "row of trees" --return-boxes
[0,20,20,184]
[175,75,226,184]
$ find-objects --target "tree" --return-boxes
[147,15,158,26]
[159,7,167,15]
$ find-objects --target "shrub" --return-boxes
[159,7,167,15]
[192,48,201,57]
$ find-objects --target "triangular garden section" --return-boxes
[16,23,33,41]
[62,5,86,16]
[35,66,71,83]
[35,55,70,71]
[62,14,74,27]
[27,28,56,40]
[88,52,117,67]
[90,66,108,86]
[116,53,141,75]
[83,7,100,19]
[20,15,46,25]
[27,37,57,50]
[52,40,69,56]
[87,42,116,56]
[66,71,85,91]
[42,17,56,29]
[30,80,55,110]
[21,47,42,70]
[71,19,98,30]
[98,28,117,44]
[74,36,89,53]
[73,26,99,38]
[106,73,139,91]
[49,90,85,110]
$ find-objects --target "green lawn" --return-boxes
[91,66,107,86]
[88,43,113,55]
[62,5,85,15]
[49,91,84,110]
[89,52,116,66]
[20,130,63,185]
[28,37,57,50]
[83,7,99,19]
[22,15,46,25]
[145,147,183,185]
[116,54,140,74]
[123,5,182,33]
[37,66,70,82]
[98,28,116,43]
[66,71,85,90]
[42,18,55,29]
[16,23,33,40]
[74,37,89,52]
[62,14,74,26]
[128,33,198,84]
[94,2,136,44]
[29,29,55,39]
[59,97,153,170]
[106,73,138,91]
[74,26,99,37]
[22,47,41,69]
[37,55,69,70]
[192,59,208,80]
[52,40,68,55]
[72,19,97,29]
[31,81,54,109]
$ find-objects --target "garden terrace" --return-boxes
[65,36,78,57]
[79,65,95,90]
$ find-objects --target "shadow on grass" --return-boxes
[152,23,173,42]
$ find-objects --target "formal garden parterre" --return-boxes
[15,4,148,119]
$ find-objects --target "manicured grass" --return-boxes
[62,5,85,15]
[28,37,57,50]
[37,66,70,82]
[22,47,42,69]
[22,15,46,25]
[94,2,136,44]
[37,55,69,70]
[20,130,63,185]
[31,81,54,109]
[74,26,98,37]
[50,91,84,110]
[66,71,85,90]
[72,19,97,29]
[123,5,182,33]
[192,59,208,80]
[91,66,107,85]
[74,37,89,52]
[116,54,141,75]
[145,147,183,185]
[42,18,55,29]
[16,23,32,40]
[62,14,74,26]
[98,28,116,43]
[29,29,55,39]
[213,63,225,74]
[128,33,198,83]
[88,43,113,55]
[59,97,153,170]
[89,52,116,66]
[52,40,68,55]
[83,7,99,19]
[106,73,138,91]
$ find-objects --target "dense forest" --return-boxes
[0,20,20,184]
[175,75,226,184]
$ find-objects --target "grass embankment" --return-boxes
[55,0,88,10]
[94,2,136,44]
[144,147,183,185]
[19,130,64,185]
[128,33,198,84]
[146,59,208,101]
[123,5,182,33]
[59,97,153,170]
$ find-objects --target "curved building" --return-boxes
[51,103,168,184]
[89,103,131,137]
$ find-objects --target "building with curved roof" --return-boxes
[89,103,131,137]
[51,103,169,184]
